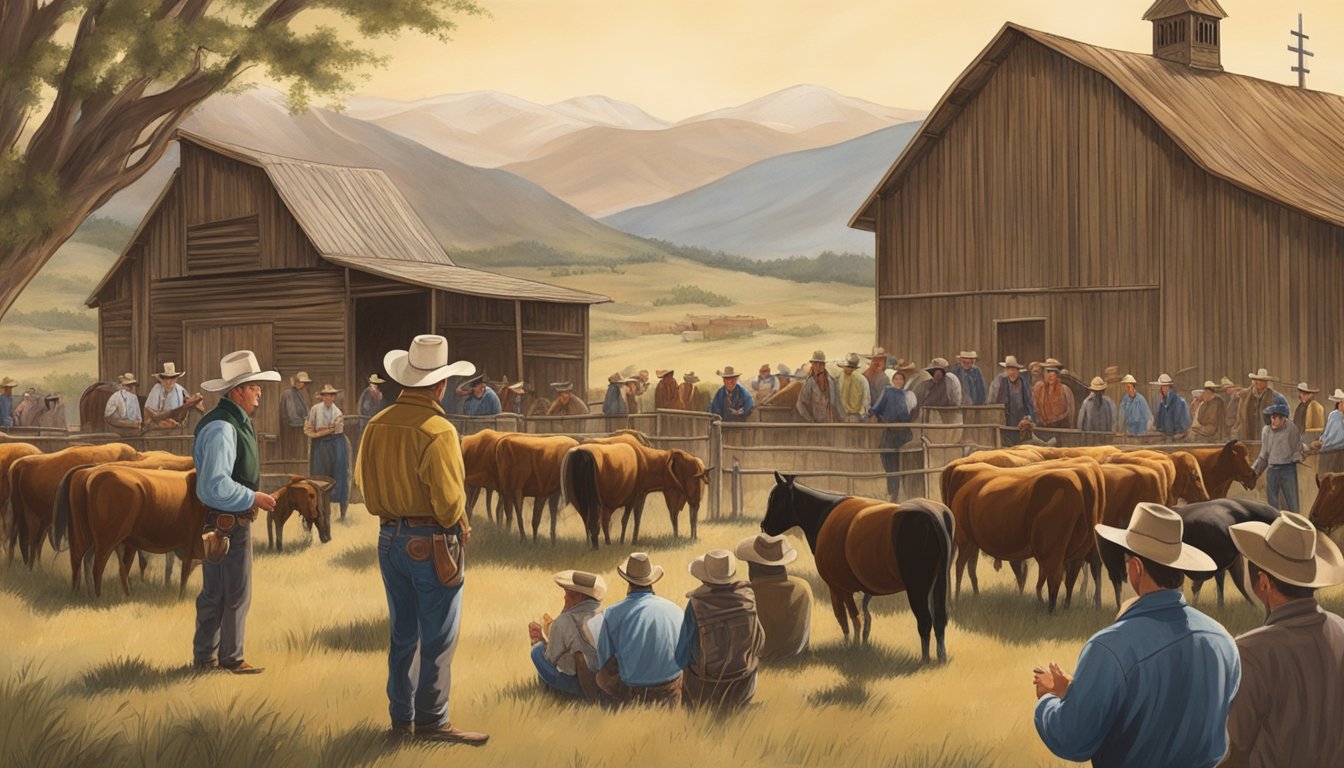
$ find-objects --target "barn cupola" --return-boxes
[1143,0,1228,71]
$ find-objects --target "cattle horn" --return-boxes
[774,471,786,485]
[1222,439,1239,450]
[700,465,716,475]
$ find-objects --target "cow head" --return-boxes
[282,475,332,544]
[1172,452,1211,502]
[1309,473,1344,534]
[763,472,799,536]
[1222,440,1257,491]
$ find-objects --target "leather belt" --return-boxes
[382,516,440,527]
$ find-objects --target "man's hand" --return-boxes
[1033,663,1071,699]
[461,528,471,545]
[528,621,544,645]
[1311,439,1323,452]
[254,492,277,512]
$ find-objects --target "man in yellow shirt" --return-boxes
[355,334,487,746]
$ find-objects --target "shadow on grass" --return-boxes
[331,543,377,572]
[72,656,200,694]
[949,586,1114,645]
[806,679,879,708]
[772,639,925,681]
[468,530,699,572]
[0,552,191,616]
[284,615,387,655]
[253,531,320,559]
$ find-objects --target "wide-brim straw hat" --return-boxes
[551,381,574,393]
[689,549,738,585]
[155,362,185,379]
[0,376,16,388]
[1202,380,1218,390]
[367,373,386,384]
[1297,382,1320,394]
[717,366,742,379]
[684,372,700,384]
[926,357,950,373]
[1120,374,1138,385]
[999,355,1023,369]
[1219,376,1237,388]
[318,384,340,396]
[1096,503,1216,572]
[958,351,978,360]
[735,533,799,567]
[1150,373,1176,387]
[384,335,474,388]
[840,353,862,369]
[617,552,664,586]
[1043,358,1063,372]
[808,350,828,364]
[293,371,313,384]
[554,569,607,600]
[656,369,675,378]
[117,372,138,386]
[1087,376,1108,391]
[1248,368,1277,382]
[201,351,281,393]
[864,346,888,360]
[1230,511,1344,588]
[1330,388,1344,403]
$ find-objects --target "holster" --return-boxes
[405,534,463,587]
[202,530,230,562]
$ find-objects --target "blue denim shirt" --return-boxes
[0,393,12,428]
[462,388,501,417]
[1035,590,1241,768]
[1120,393,1152,436]
[708,385,753,421]
[594,591,683,686]
[1154,389,1192,437]
[952,364,987,405]
[1319,409,1344,452]
[192,420,256,513]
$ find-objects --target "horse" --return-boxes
[266,476,334,551]
[1175,499,1280,607]
[1308,472,1344,536]
[762,472,953,663]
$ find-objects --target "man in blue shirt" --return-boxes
[0,376,15,428]
[458,375,501,417]
[594,552,683,704]
[952,351,987,405]
[1034,503,1239,768]
[193,350,281,674]
[1119,374,1152,436]
[1151,373,1191,439]
[1311,388,1344,476]
[707,366,754,421]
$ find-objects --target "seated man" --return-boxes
[527,570,606,699]
[676,549,764,709]
[736,533,811,661]
[594,553,683,705]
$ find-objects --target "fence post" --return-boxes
[709,419,723,520]
[730,458,740,517]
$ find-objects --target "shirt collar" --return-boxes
[1117,588,1186,620]
[397,388,446,415]
[1265,597,1326,626]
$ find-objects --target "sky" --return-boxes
[311,0,1344,119]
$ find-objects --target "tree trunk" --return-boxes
[0,222,90,320]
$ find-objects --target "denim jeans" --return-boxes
[193,515,252,667]
[530,642,585,698]
[378,521,464,727]
[1266,464,1300,513]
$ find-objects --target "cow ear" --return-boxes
[774,471,786,486]
[289,474,303,484]
[1223,439,1237,450]
[784,473,796,486]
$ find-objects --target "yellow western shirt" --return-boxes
[354,388,467,530]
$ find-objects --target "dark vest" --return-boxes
[195,398,260,491]
[687,582,761,681]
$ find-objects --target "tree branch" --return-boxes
[255,0,310,29]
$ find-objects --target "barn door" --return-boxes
[184,321,278,459]
[995,318,1046,369]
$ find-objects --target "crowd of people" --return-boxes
[0,376,67,429]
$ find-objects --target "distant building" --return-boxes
[852,1,1344,390]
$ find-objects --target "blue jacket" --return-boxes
[708,385,753,421]
[1035,590,1240,768]
[989,373,1036,424]
[595,591,683,686]
[1153,389,1191,437]
[1120,393,1152,436]
[462,388,501,417]
[951,364,987,405]
[0,394,12,428]
[602,383,628,416]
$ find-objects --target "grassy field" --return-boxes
[3,493,1336,768]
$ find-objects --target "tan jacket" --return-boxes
[751,574,812,661]
[655,377,685,410]
[1238,386,1280,440]
[354,389,467,530]
[1294,399,1325,438]
[1191,395,1226,440]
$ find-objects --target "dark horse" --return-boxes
[762,472,954,663]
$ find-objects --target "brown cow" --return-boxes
[81,466,205,597]
[617,447,710,544]
[1308,472,1344,534]
[266,476,334,551]
[0,442,40,539]
[462,429,508,525]
[561,442,641,548]
[8,442,139,567]
[1095,462,1169,607]
[494,434,579,542]
[1183,440,1257,499]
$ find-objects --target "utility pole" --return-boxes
[1289,13,1313,88]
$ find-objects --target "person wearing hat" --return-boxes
[795,351,840,423]
[951,350,987,406]
[675,549,765,709]
[1034,503,1239,767]
[708,366,754,422]
[1310,388,1344,476]
[679,372,705,412]
[527,570,607,699]
[736,533,812,661]
[145,362,204,432]
[914,357,963,413]
[1188,381,1227,441]
[1032,359,1074,430]
[359,373,386,422]
[0,375,15,429]
[1077,376,1117,434]
[12,386,41,427]
[988,355,1036,445]
[748,364,778,406]
[282,371,312,459]
[304,384,350,520]
[1221,376,1246,437]
[593,553,684,705]
[1118,374,1153,437]
[354,334,487,744]
[837,353,871,422]
[1292,382,1325,441]
[652,369,685,410]
[893,357,930,393]
[497,379,527,415]
[192,350,282,675]
[1238,369,1288,440]
[868,369,918,501]
[1224,512,1344,767]
[602,372,634,417]
[1151,373,1191,440]
[457,375,501,417]
[1251,401,1305,513]
[546,381,590,416]
[37,393,66,430]
[103,373,143,435]
[862,347,891,403]
[1017,418,1055,447]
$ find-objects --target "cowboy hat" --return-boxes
[551,381,574,393]
[735,533,799,567]
[864,346,888,360]
[808,350,828,364]
[1095,503,1216,572]
[1248,368,1277,382]
[1149,373,1176,387]
[44,393,60,402]
[384,335,474,388]
[1202,380,1218,390]
[776,364,793,377]
[154,362,186,379]
[617,552,664,586]
[1219,376,1237,389]
[1087,376,1108,392]
[1331,388,1344,403]
[117,372,139,386]
[683,372,700,384]
[896,358,918,372]
[957,350,978,360]
[1297,382,1320,394]
[553,569,608,600]
[367,373,386,384]
[1230,511,1344,589]
[688,549,738,585]
[926,357,950,373]
[507,381,526,393]
[1264,402,1291,419]
[656,369,675,378]
[1043,358,1063,372]
[0,376,15,388]
[839,353,862,369]
[317,384,340,396]
[1120,374,1138,385]
[999,355,1024,369]
[292,371,313,384]
[716,366,742,379]
[464,374,486,389]
[200,352,281,393]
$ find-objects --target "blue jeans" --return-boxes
[378,521,464,727]
[194,514,252,666]
[1266,465,1300,513]
[530,642,585,698]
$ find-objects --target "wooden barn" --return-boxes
[87,131,608,462]
[851,1,1344,395]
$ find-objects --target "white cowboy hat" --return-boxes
[1297,382,1320,394]
[507,381,526,393]
[1230,511,1344,589]
[1219,377,1237,389]
[1331,388,1344,403]
[957,350,978,360]
[1120,374,1138,385]
[154,362,185,379]
[1087,376,1108,392]
[864,346,888,360]
[317,384,340,396]
[776,364,793,377]
[1149,373,1176,387]
[383,335,474,388]
[735,533,799,567]
[1248,368,1277,382]
[1043,358,1063,372]
[1202,380,1218,390]
[0,376,15,388]
[551,381,574,393]
[200,351,281,393]
[617,552,664,586]
[1095,503,1216,572]
[688,549,738,585]
[999,355,1023,369]
[553,569,607,600]
[117,372,138,386]
[367,373,386,384]
[656,369,676,378]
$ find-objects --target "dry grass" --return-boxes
[7,497,1335,768]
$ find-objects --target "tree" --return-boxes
[0,0,484,319]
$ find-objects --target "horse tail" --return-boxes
[565,448,601,547]
[52,464,92,552]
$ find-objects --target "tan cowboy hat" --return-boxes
[840,353,862,369]
[507,381,526,393]
[464,374,486,389]
[44,393,60,402]
[688,549,738,585]
[957,350,978,360]
[551,381,575,393]
[999,355,1024,369]
[1120,374,1138,385]
[554,569,607,600]
[154,362,185,379]
[1297,382,1320,394]
[1248,368,1277,382]
[318,384,340,396]
[293,371,313,384]
[776,364,792,377]
[607,372,622,384]
[384,335,474,388]
[1150,373,1176,387]
[1096,503,1216,572]
[864,346,888,360]
[0,376,15,388]
[1043,358,1063,371]
[1330,388,1344,403]
[716,366,742,379]
[896,358,918,372]
[201,351,280,393]
[617,552,664,586]
[1202,380,1218,390]
[808,350,828,364]
[656,369,675,378]
[367,373,386,384]
[926,357,950,373]
[1219,376,1237,389]
[735,533,799,567]
[1087,376,1108,391]
[1231,512,1344,589]
[683,372,700,384]
[117,372,138,386]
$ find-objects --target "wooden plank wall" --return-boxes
[521,301,588,395]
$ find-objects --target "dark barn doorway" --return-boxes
[355,292,432,408]
[995,318,1046,370]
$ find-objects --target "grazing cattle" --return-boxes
[266,476,334,551]
[762,474,953,663]
[561,442,642,548]
[1183,441,1257,499]
[1095,463,1170,608]
[616,448,710,544]
[1308,472,1344,535]
[494,434,579,542]
[81,466,205,597]
[0,442,41,537]
[1175,499,1280,607]
[8,442,139,567]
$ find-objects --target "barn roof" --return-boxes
[88,132,608,306]
[1142,0,1227,21]
[851,22,1344,231]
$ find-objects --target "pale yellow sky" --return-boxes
[314,0,1344,118]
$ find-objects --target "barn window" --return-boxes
[186,214,261,274]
